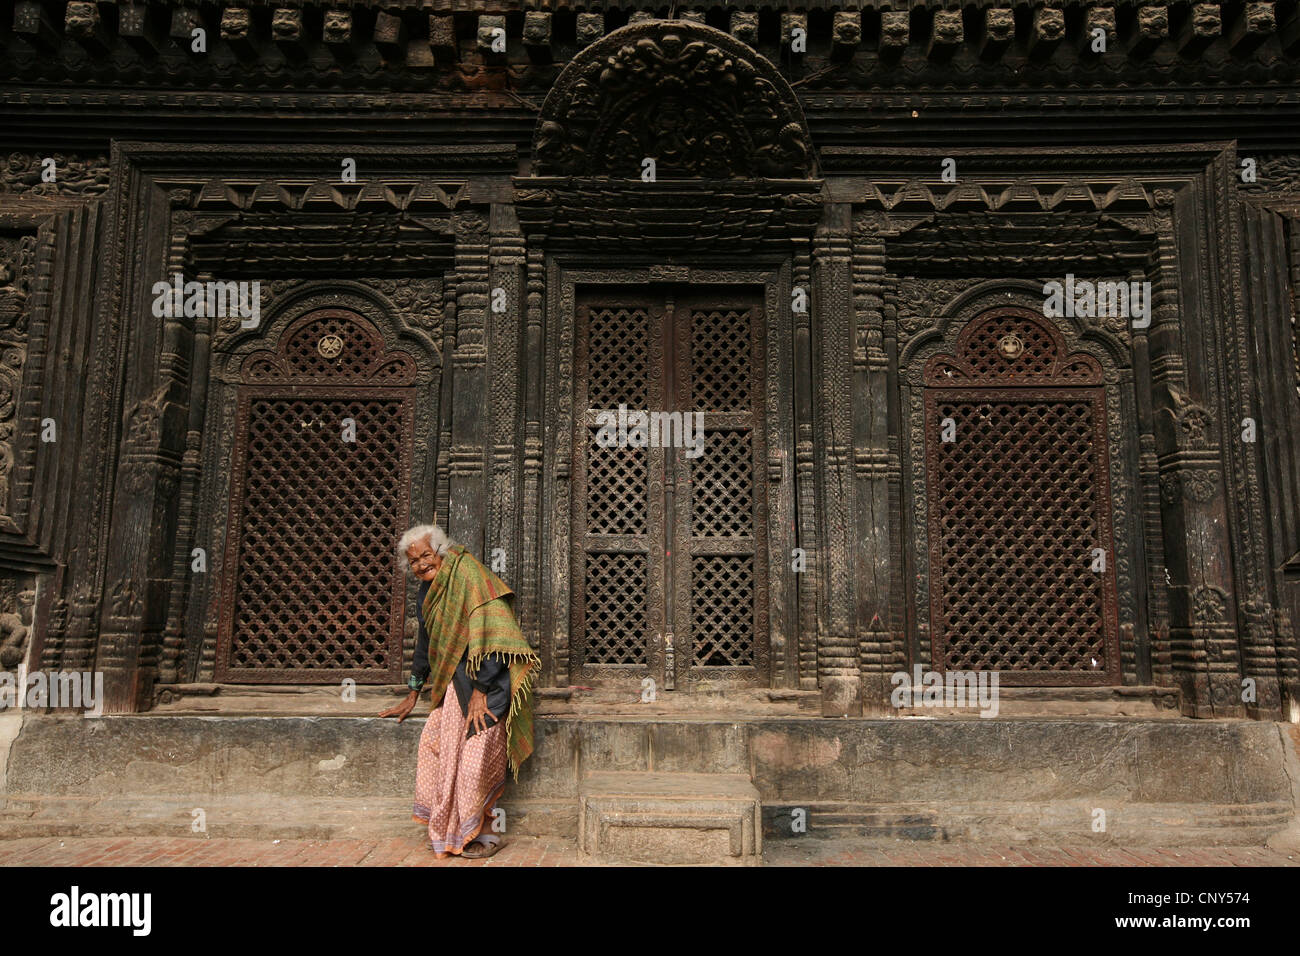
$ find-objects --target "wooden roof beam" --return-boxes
[65,1,111,55]
[1129,5,1168,58]
[524,11,552,64]
[880,10,909,60]
[271,7,307,62]
[929,9,963,61]
[832,11,861,60]
[374,10,406,58]
[1229,2,1274,55]
[220,8,258,62]
[1030,7,1066,59]
[980,7,1015,61]
[576,12,604,47]
[13,0,59,52]
[1082,6,1115,55]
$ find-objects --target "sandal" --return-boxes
[461,838,506,860]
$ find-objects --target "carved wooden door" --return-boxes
[216,309,417,684]
[572,287,770,690]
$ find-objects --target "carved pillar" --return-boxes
[435,273,455,527]
[1115,353,1151,686]
[851,223,894,712]
[486,203,525,594]
[1183,155,1281,717]
[448,210,490,557]
[812,204,860,715]
[1,197,110,678]
[880,272,909,680]
[94,188,189,711]
[545,258,576,687]
[159,195,211,685]
[791,237,818,691]
[1226,192,1294,718]
[1239,200,1300,717]
[1153,185,1240,717]
[1133,214,1175,689]
[519,242,545,649]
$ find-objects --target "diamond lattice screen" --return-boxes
[690,308,753,412]
[926,392,1112,678]
[576,304,655,670]
[587,306,649,409]
[583,552,649,665]
[586,440,647,536]
[686,305,759,669]
[573,295,767,680]
[690,429,754,537]
[691,555,756,666]
[224,394,410,678]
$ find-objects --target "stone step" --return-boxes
[0,794,576,842]
[578,771,762,866]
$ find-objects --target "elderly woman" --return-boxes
[380,523,540,860]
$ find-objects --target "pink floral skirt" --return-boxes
[412,688,508,858]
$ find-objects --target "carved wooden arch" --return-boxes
[923,306,1103,387]
[239,308,418,386]
[532,21,814,178]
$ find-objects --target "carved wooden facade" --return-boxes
[1,2,1298,720]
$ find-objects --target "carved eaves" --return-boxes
[4,3,1299,93]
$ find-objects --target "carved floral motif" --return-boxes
[892,277,985,341]
[1193,585,1230,624]
[1160,468,1220,503]
[371,278,444,335]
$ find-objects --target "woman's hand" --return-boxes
[379,689,419,722]
[465,688,492,736]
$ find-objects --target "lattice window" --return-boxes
[584,552,648,665]
[242,309,417,386]
[585,437,648,535]
[690,308,752,412]
[961,313,1060,379]
[928,395,1110,674]
[691,555,755,667]
[925,307,1102,387]
[923,307,1118,685]
[283,313,387,379]
[218,308,415,682]
[587,306,649,409]
[689,430,753,537]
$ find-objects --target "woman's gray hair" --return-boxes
[398,523,452,561]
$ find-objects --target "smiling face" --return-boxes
[405,536,443,581]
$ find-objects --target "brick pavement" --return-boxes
[0,835,1293,866]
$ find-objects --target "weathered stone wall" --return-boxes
[1,714,1293,845]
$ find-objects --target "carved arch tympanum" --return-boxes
[533,22,814,179]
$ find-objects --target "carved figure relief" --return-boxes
[533,23,813,179]
[0,153,110,196]
[0,234,35,519]
[0,586,34,668]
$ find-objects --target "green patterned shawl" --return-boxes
[420,543,541,778]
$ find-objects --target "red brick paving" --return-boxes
[0,836,1292,866]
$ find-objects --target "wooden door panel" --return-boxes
[572,287,769,687]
